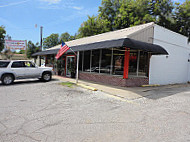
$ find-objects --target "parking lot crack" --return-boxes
[19,133,41,142]
[0,121,7,129]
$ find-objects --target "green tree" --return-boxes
[150,0,174,28]
[60,32,75,42]
[27,41,40,58]
[17,50,25,54]
[69,35,76,41]
[98,0,122,31]
[115,0,154,29]
[0,26,6,52]
[43,33,59,49]
[174,0,190,40]
[76,0,188,40]
[77,15,109,38]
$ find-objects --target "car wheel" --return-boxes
[2,74,14,85]
[42,72,52,82]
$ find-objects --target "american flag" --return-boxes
[55,41,70,59]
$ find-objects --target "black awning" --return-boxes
[70,38,168,55]
[123,38,168,54]
[32,38,168,56]
[32,49,59,56]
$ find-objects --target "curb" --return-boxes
[77,83,98,91]
[142,84,160,87]
[54,76,98,91]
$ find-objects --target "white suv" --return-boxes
[0,60,53,85]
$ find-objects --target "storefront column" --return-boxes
[136,50,140,76]
[82,51,84,72]
[110,48,113,75]
[76,51,79,83]
[99,49,102,74]
[123,48,130,79]
[90,50,92,73]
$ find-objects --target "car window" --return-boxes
[0,61,10,68]
[11,61,25,68]
[24,61,35,67]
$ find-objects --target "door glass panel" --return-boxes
[66,56,75,76]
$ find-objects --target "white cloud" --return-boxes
[38,0,79,9]
[38,0,83,11]
[0,0,30,8]
[40,0,61,4]
[72,6,83,10]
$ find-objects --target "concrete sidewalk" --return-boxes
[53,75,190,100]
[53,75,153,100]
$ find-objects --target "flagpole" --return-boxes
[69,47,77,56]
[76,51,79,83]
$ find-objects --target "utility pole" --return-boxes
[40,26,43,51]
[39,26,43,66]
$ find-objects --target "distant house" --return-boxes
[33,22,190,86]
[0,54,27,60]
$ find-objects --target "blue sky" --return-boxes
[0,0,185,44]
[0,0,102,44]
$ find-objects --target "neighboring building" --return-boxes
[33,22,190,86]
[0,54,27,60]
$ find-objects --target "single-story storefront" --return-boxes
[33,22,190,87]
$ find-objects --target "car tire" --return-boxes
[2,74,14,85]
[41,72,52,82]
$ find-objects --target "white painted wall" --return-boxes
[149,24,190,85]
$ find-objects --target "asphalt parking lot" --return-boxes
[0,78,190,142]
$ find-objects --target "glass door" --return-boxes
[66,56,75,77]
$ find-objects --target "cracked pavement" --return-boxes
[0,78,190,142]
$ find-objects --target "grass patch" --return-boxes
[60,82,75,88]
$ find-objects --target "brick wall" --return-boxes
[79,72,149,87]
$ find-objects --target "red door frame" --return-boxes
[123,48,130,79]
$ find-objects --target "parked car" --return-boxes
[0,60,53,85]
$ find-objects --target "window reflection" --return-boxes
[112,47,124,75]
[139,51,149,77]
[129,51,137,76]
[91,50,100,72]
[83,51,90,72]
[79,51,83,71]
[100,49,112,74]
[78,48,149,78]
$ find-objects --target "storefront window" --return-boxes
[112,47,125,76]
[129,51,138,76]
[91,50,100,72]
[83,51,91,72]
[46,55,54,67]
[139,51,149,77]
[100,49,112,74]
[57,56,65,76]
[79,48,149,78]
[79,51,83,71]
